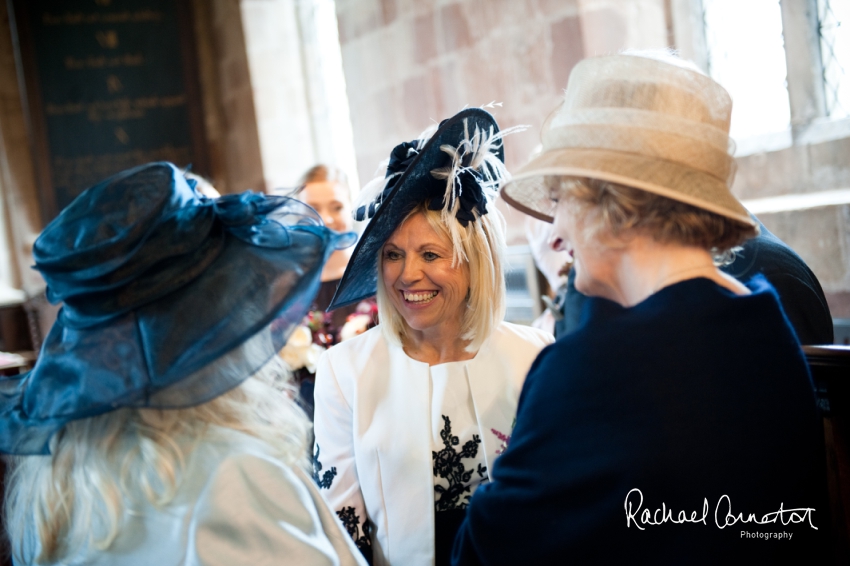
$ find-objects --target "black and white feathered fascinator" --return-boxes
[328,107,522,310]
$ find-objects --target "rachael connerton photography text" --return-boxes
[624,488,818,531]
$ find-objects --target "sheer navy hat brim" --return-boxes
[328,108,503,310]
[1,224,341,455]
[0,161,354,455]
[1,222,344,455]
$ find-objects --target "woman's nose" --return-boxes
[549,235,565,252]
[399,259,421,284]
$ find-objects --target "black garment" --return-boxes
[722,222,832,344]
[554,221,833,344]
[436,509,467,566]
[296,278,362,421]
[315,278,359,334]
[454,277,830,565]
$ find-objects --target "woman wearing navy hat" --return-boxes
[311,109,553,566]
[1,162,366,565]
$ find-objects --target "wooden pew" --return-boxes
[804,344,850,564]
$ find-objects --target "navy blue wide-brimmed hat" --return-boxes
[329,108,509,310]
[0,162,354,455]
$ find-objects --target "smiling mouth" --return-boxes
[402,291,438,304]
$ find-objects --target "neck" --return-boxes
[402,320,475,365]
[601,236,749,307]
[321,248,353,282]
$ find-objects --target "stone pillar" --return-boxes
[780,0,827,133]
[208,0,267,193]
[240,0,315,191]
[296,0,360,192]
[0,2,43,295]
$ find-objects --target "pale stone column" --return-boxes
[240,0,315,191]
[296,0,360,193]
[0,3,44,296]
[239,0,358,193]
[669,0,709,71]
[780,0,827,133]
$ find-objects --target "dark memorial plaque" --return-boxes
[10,0,209,221]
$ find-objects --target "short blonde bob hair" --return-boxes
[376,202,507,352]
[550,176,759,263]
[4,357,308,565]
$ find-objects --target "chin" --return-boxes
[402,316,433,332]
[573,275,599,298]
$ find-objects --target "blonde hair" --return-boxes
[376,203,507,352]
[549,176,759,263]
[4,357,309,564]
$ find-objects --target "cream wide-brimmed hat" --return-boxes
[500,54,755,227]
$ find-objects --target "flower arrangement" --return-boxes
[339,300,379,342]
[278,325,326,374]
[278,299,378,374]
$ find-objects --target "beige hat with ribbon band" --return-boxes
[500,54,755,227]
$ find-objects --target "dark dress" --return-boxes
[315,278,360,332]
[297,278,361,421]
[555,221,833,344]
[453,276,830,565]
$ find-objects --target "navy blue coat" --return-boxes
[453,277,830,565]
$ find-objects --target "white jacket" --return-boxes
[312,322,553,566]
[20,428,367,566]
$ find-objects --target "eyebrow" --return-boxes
[383,241,451,253]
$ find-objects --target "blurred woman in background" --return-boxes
[297,164,360,328]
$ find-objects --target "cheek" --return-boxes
[446,265,470,296]
[552,211,576,245]
[381,260,401,290]
[333,211,352,230]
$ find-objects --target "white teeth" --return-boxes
[403,291,438,303]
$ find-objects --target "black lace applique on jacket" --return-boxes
[337,506,373,564]
[433,415,487,511]
[312,444,337,489]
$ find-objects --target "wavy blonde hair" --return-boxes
[3,356,309,564]
[376,202,507,352]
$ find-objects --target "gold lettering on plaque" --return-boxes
[43,11,163,26]
[95,30,119,49]
[106,75,123,93]
[114,127,130,144]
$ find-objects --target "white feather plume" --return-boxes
[429,118,527,265]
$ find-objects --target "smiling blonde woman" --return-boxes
[311,109,553,566]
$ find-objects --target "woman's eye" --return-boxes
[423,251,439,261]
[384,250,401,261]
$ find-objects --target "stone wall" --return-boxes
[333,0,667,242]
[734,138,850,317]
[335,0,850,322]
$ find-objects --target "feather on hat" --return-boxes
[329,108,519,309]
